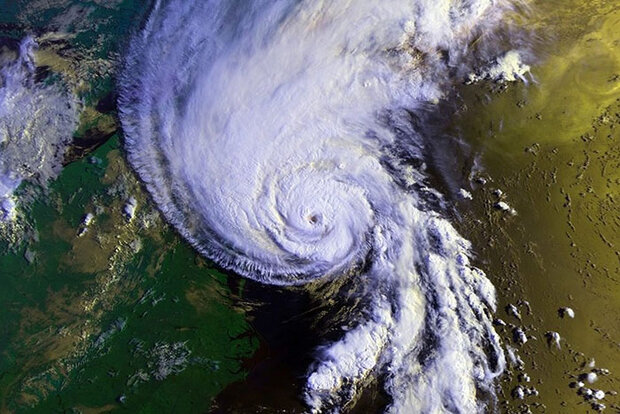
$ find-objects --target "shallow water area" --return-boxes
[446,1,620,412]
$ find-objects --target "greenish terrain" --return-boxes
[0,2,257,413]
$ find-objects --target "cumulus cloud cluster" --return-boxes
[0,37,79,220]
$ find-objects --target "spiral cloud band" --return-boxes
[120,0,511,412]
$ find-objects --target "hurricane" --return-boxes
[118,1,525,412]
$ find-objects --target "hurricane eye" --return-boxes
[308,214,320,224]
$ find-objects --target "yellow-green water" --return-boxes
[452,1,620,412]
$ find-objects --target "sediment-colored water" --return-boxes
[450,1,619,411]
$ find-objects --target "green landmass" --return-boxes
[0,2,257,412]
